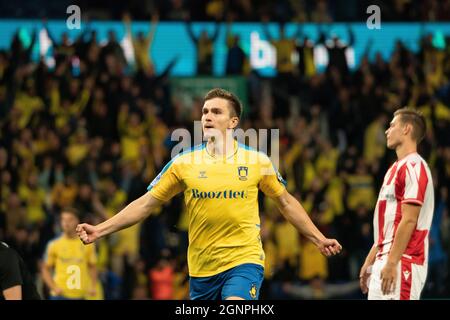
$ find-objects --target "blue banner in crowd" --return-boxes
[0,20,449,77]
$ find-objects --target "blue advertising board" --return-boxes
[0,20,448,76]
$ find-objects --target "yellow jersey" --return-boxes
[44,235,97,299]
[148,142,286,277]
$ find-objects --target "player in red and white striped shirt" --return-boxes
[359,108,434,300]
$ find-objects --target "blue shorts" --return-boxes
[189,263,264,300]
[49,296,84,300]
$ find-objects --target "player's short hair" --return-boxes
[61,207,80,220]
[204,88,242,119]
[394,107,427,143]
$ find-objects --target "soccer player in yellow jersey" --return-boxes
[77,88,342,300]
[42,208,98,300]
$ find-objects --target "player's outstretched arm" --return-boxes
[271,190,342,257]
[76,192,163,244]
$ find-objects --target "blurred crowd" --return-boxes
[1,0,450,22]
[0,11,449,300]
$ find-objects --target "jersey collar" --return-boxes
[205,139,239,161]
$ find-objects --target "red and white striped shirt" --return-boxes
[373,152,434,265]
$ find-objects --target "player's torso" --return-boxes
[375,162,401,232]
[374,154,434,255]
[52,237,90,296]
[181,156,260,228]
[54,237,88,268]
[173,146,276,276]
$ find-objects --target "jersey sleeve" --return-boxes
[0,249,22,290]
[258,154,286,198]
[402,161,429,206]
[147,157,184,202]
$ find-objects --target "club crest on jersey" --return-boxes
[238,166,248,181]
[198,171,208,179]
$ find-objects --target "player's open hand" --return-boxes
[318,238,342,257]
[359,264,372,294]
[76,223,98,245]
[380,262,397,295]
[87,286,97,297]
[52,286,63,296]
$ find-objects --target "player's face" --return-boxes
[201,98,238,139]
[61,212,79,235]
[385,115,403,149]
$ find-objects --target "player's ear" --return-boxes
[229,117,239,129]
[403,123,413,137]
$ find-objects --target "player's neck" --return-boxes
[207,134,235,157]
[63,232,77,239]
[395,141,417,161]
